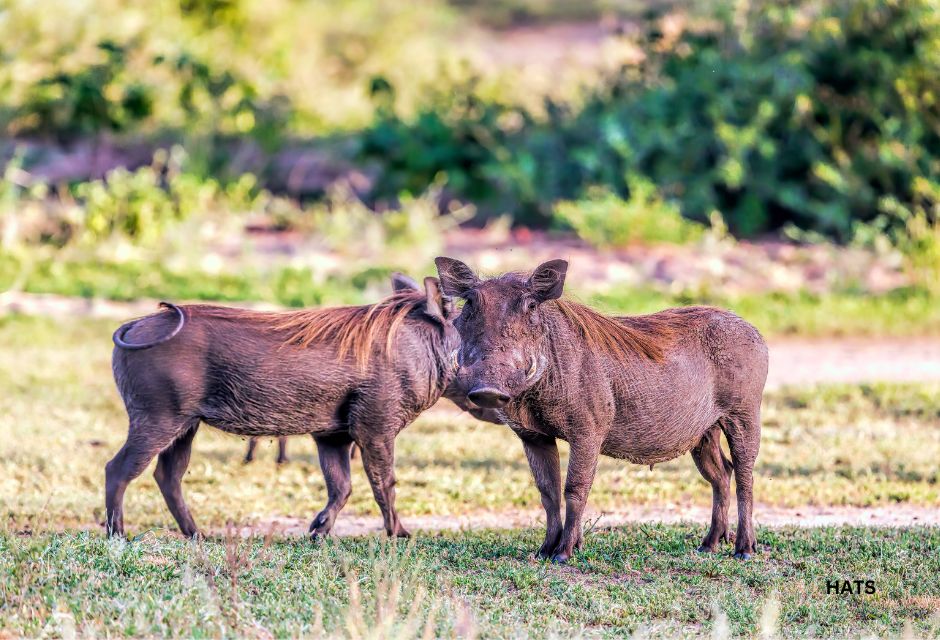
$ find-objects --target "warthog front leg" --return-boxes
[550,437,602,564]
[357,432,410,538]
[309,433,354,538]
[519,434,562,559]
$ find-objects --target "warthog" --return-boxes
[240,273,498,465]
[244,436,290,464]
[436,257,768,561]
[107,276,458,538]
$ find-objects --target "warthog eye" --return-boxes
[450,350,460,371]
[525,354,538,380]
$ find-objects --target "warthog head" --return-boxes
[435,257,568,410]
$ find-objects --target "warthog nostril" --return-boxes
[467,387,510,409]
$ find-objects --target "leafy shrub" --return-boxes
[1,148,261,249]
[553,180,703,247]
[11,41,154,142]
[361,0,940,240]
[70,149,264,245]
[0,0,468,137]
[310,182,473,267]
[867,177,940,294]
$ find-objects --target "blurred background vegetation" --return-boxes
[2,0,939,327]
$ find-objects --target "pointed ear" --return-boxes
[391,272,421,292]
[434,257,480,298]
[423,277,447,324]
[527,259,568,302]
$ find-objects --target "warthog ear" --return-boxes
[391,272,421,292]
[423,277,447,324]
[528,259,568,302]
[434,257,480,298]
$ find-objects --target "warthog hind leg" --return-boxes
[276,437,289,464]
[105,415,194,537]
[690,424,733,553]
[244,437,259,463]
[720,411,761,559]
[153,424,201,538]
[309,433,354,538]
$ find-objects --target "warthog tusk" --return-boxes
[526,354,538,380]
[450,351,460,371]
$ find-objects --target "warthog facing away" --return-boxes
[436,257,768,562]
[241,273,498,465]
[107,277,458,538]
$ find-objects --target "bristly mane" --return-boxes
[276,291,426,366]
[553,300,710,362]
[192,291,427,367]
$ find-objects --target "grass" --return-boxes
[1,527,939,637]
[3,314,940,636]
[4,253,940,338]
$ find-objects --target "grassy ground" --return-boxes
[2,527,939,638]
[3,314,940,637]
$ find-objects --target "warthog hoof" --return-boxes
[733,551,752,560]
[308,513,333,538]
[550,552,571,564]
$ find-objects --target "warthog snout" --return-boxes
[467,386,510,409]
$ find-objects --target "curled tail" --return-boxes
[112,302,186,350]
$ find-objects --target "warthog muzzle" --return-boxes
[467,386,510,409]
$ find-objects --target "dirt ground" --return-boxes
[231,503,940,539]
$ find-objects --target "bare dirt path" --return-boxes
[229,504,940,538]
[765,337,940,389]
[4,291,938,389]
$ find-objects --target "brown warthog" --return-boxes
[244,436,290,464]
[107,277,458,538]
[240,273,498,466]
[436,257,768,562]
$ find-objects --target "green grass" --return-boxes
[2,527,938,637]
[4,254,940,338]
[3,315,940,636]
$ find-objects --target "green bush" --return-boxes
[553,180,703,247]
[360,0,940,240]
[12,41,154,142]
[0,148,262,249]
[0,0,469,137]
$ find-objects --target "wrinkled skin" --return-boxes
[106,277,460,540]
[436,257,768,562]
